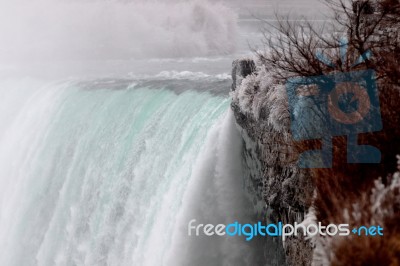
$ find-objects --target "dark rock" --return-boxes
[231,58,256,91]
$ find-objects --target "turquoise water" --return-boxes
[0,79,268,265]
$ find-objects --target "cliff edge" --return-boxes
[230,58,314,265]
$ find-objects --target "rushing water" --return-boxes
[0,76,278,265]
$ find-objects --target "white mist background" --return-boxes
[0,0,326,64]
[0,0,238,62]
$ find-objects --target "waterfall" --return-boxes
[0,78,269,265]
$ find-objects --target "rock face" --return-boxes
[230,58,315,265]
[231,58,256,91]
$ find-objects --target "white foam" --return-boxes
[154,70,231,80]
[165,109,262,265]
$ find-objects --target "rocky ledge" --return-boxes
[230,58,314,265]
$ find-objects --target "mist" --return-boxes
[0,0,328,66]
[0,0,238,63]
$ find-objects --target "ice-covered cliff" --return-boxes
[230,57,400,265]
[230,58,314,265]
